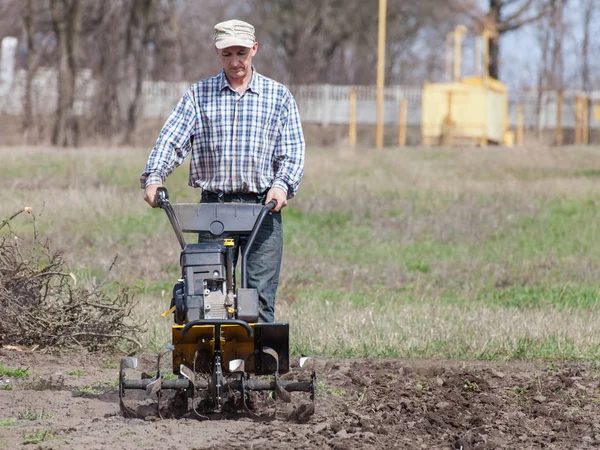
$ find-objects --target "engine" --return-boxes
[171,241,258,324]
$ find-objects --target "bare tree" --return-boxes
[157,0,231,82]
[249,0,460,85]
[548,0,566,91]
[83,1,126,141]
[580,0,594,92]
[49,0,82,147]
[122,0,156,145]
[453,0,552,80]
[20,0,47,144]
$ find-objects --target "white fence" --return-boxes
[1,68,599,130]
[290,85,423,126]
[291,85,600,129]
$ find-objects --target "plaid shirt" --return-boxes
[140,69,305,198]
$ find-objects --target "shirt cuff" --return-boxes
[271,179,289,197]
[143,173,164,189]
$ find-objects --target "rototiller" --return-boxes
[119,188,315,419]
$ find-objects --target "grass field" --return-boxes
[2,144,600,360]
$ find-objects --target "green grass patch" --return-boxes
[0,418,17,427]
[22,429,59,445]
[67,369,85,376]
[100,359,118,370]
[17,410,53,421]
[136,280,177,295]
[94,209,168,245]
[491,198,600,260]
[575,169,600,178]
[76,381,118,397]
[145,370,178,380]
[0,363,30,378]
[5,156,71,180]
[478,284,600,309]
[316,380,346,397]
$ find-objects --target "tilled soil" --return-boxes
[1,348,599,449]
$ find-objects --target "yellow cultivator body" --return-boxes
[119,188,315,419]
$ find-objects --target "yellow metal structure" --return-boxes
[422,76,511,146]
[172,324,258,374]
[161,305,177,317]
[422,25,513,147]
[223,238,235,247]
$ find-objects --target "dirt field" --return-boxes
[1,348,599,449]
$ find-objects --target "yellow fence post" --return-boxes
[583,96,589,145]
[517,103,524,146]
[398,98,407,147]
[575,96,582,145]
[555,92,563,146]
[375,0,387,149]
[349,89,357,148]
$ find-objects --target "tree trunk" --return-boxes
[549,0,564,91]
[535,12,551,136]
[21,0,37,144]
[50,0,82,147]
[91,1,121,141]
[122,0,155,146]
[487,0,501,79]
[581,0,593,92]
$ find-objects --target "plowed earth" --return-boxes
[1,348,599,449]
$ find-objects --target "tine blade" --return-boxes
[262,347,279,373]
[299,356,314,370]
[296,402,315,422]
[120,356,138,370]
[275,381,292,403]
[146,377,162,396]
[229,359,245,373]
[179,364,195,381]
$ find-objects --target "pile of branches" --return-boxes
[0,208,143,352]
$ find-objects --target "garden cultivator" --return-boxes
[119,188,316,419]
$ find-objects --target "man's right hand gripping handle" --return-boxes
[144,184,162,208]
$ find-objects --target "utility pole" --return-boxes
[375,0,387,149]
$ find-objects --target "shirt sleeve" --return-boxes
[272,92,305,198]
[140,90,197,189]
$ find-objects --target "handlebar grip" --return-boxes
[156,187,169,208]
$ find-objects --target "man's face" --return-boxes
[216,43,258,83]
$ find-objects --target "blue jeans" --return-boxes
[198,192,283,323]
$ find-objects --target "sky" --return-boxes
[476,0,600,90]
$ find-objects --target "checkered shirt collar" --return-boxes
[218,67,261,95]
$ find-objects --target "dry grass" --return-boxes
[281,300,600,360]
[2,144,600,359]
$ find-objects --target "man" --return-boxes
[140,19,305,323]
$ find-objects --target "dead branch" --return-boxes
[0,208,32,231]
[0,210,144,353]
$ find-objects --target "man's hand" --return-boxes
[265,187,287,212]
[144,184,162,208]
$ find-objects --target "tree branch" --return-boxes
[502,0,536,24]
[500,8,551,33]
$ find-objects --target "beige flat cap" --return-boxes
[214,19,255,49]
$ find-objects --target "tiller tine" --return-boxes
[119,356,139,417]
[263,347,291,403]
